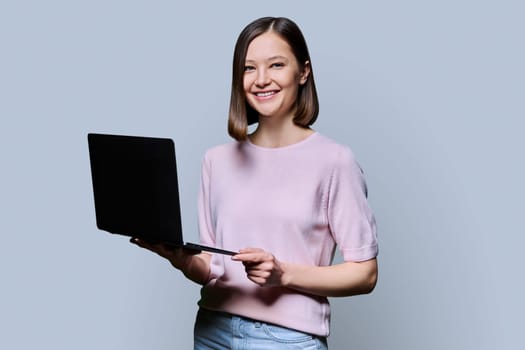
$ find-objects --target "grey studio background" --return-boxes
[1,1,523,349]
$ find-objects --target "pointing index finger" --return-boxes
[231,248,265,262]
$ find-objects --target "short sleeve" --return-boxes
[327,147,378,262]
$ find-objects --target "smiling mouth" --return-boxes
[254,91,278,97]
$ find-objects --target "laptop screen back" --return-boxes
[88,133,183,245]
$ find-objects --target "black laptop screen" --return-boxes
[88,134,183,244]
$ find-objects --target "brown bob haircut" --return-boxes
[228,17,319,141]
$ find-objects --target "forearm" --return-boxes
[281,258,378,297]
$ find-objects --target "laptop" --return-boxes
[87,133,236,256]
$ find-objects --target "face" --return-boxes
[243,31,310,121]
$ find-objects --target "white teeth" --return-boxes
[256,91,275,97]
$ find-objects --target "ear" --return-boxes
[299,61,311,85]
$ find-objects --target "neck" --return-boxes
[250,117,314,148]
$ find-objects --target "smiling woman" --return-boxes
[242,32,310,127]
[132,16,378,350]
[228,17,319,142]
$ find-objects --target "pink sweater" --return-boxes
[197,132,378,336]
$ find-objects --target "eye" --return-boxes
[270,62,285,68]
[244,65,255,72]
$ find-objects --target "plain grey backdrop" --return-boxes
[1,0,523,349]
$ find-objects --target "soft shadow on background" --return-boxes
[1,1,523,349]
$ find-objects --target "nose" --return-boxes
[255,68,270,87]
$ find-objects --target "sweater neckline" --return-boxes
[245,132,319,151]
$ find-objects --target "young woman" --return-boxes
[132,16,378,350]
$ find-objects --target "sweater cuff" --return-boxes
[341,244,378,262]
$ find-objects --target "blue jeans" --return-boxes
[194,308,328,350]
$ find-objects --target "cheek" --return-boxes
[280,71,300,88]
[243,75,252,92]
[280,75,300,94]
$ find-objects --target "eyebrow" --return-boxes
[245,56,289,64]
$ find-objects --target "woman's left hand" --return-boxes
[232,248,287,287]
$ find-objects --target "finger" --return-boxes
[232,247,265,261]
[245,267,270,278]
[232,251,268,263]
[130,238,171,256]
[247,275,267,287]
[238,247,264,254]
[130,237,153,249]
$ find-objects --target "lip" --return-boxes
[252,90,280,100]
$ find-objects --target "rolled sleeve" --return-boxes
[327,147,378,262]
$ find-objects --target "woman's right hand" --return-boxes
[130,238,211,285]
[130,238,199,271]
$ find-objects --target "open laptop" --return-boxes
[87,133,236,255]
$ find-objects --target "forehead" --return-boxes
[245,31,295,61]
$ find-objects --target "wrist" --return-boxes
[181,254,212,285]
[280,262,293,288]
[169,253,194,272]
